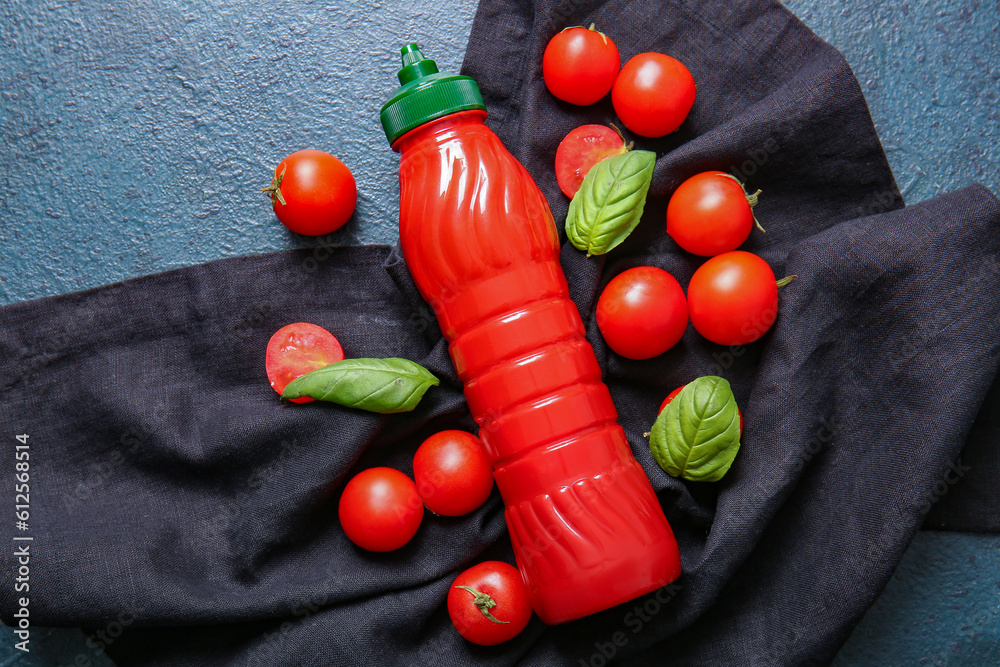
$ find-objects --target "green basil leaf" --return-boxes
[565,150,655,256]
[649,376,742,482]
[281,358,439,414]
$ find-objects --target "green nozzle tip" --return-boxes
[380,42,485,146]
[397,43,438,84]
[400,44,424,66]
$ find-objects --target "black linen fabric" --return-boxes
[2,0,1000,665]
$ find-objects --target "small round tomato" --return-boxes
[555,125,629,198]
[660,384,743,432]
[265,322,344,404]
[667,172,762,256]
[543,25,621,106]
[338,467,423,552]
[687,251,791,346]
[413,430,494,516]
[596,266,688,359]
[448,561,531,645]
[658,386,685,413]
[612,53,695,137]
[263,149,357,236]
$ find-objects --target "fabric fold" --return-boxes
[1,0,998,665]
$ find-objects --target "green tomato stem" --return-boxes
[455,585,510,624]
[261,163,287,206]
[776,275,797,288]
[720,173,766,233]
[587,23,609,45]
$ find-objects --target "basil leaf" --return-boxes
[281,358,439,414]
[649,376,742,482]
[565,150,655,257]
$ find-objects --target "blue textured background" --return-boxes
[1,0,998,664]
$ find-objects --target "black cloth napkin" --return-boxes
[2,0,999,665]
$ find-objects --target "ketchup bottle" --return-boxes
[381,45,681,624]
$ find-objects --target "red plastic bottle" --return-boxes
[381,45,681,624]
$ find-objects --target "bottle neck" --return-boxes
[391,109,489,153]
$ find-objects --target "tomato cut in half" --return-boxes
[555,125,629,198]
[265,322,344,404]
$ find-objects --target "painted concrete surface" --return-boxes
[783,1,1000,662]
[834,532,1000,667]
[1,0,998,664]
[785,0,999,206]
[1,0,478,305]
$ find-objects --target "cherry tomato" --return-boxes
[596,266,688,359]
[687,251,785,346]
[447,561,532,645]
[413,430,494,516]
[543,25,621,106]
[263,149,357,236]
[265,322,344,404]
[667,172,762,256]
[660,384,743,432]
[658,386,685,413]
[554,125,629,198]
[611,53,695,138]
[338,467,423,552]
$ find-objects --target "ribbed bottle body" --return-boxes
[396,111,681,624]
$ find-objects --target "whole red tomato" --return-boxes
[265,322,344,404]
[612,53,696,137]
[413,430,494,516]
[667,172,762,256]
[543,25,621,106]
[263,149,357,236]
[596,266,688,359]
[687,251,790,346]
[447,561,532,645]
[338,467,423,552]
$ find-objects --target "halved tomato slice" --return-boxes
[555,124,629,198]
[265,322,344,403]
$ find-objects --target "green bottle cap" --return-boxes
[380,44,485,146]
